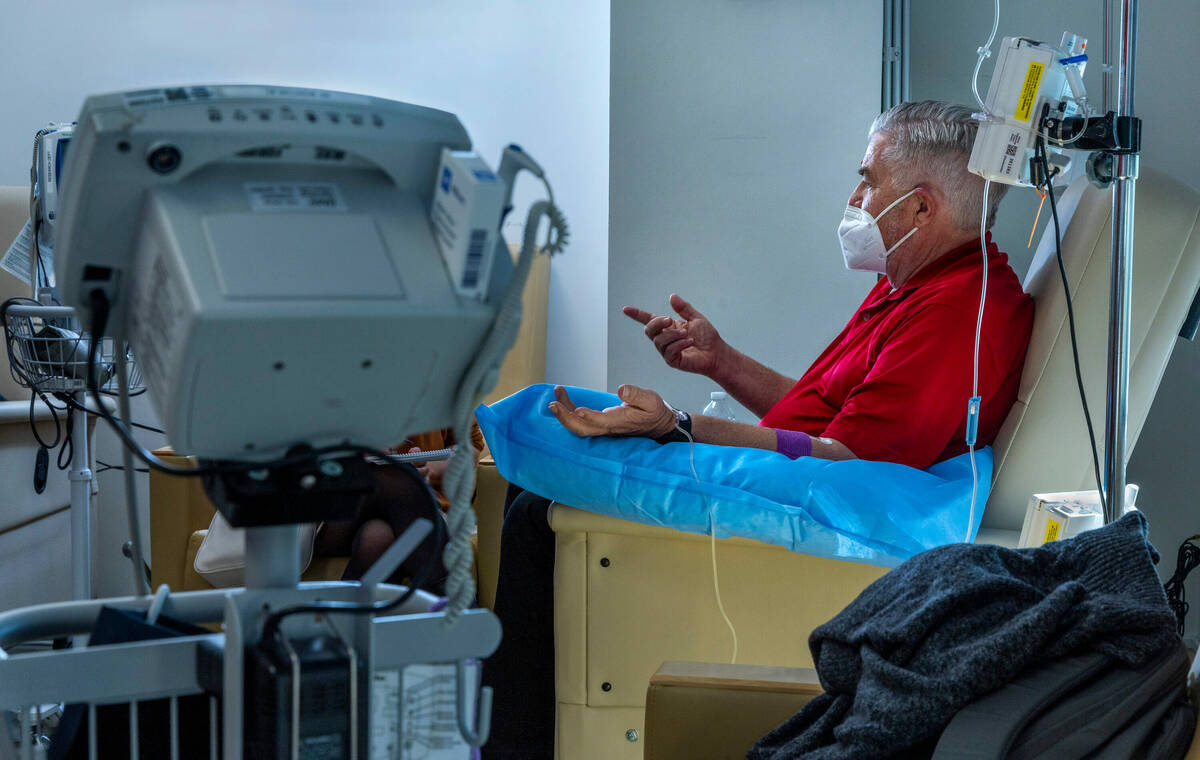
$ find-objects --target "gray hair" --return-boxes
[869,101,1007,231]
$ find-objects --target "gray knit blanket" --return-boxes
[748,511,1180,759]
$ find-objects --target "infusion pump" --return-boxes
[968,35,1085,187]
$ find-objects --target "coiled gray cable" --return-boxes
[440,193,568,622]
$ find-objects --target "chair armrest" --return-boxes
[549,503,793,549]
[644,661,821,760]
[473,456,507,610]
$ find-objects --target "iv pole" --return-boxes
[1102,0,1138,523]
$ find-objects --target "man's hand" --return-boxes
[548,384,677,439]
[623,294,726,377]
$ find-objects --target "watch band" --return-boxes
[653,407,693,445]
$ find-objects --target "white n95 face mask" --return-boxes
[838,188,919,273]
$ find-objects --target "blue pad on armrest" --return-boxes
[476,385,991,567]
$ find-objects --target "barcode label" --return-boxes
[461,229,487,289]
[1004,143,1020,157]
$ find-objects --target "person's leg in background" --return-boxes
[481,489,556,760]
[315,463,449,592]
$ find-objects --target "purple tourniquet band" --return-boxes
[775,429,813,459]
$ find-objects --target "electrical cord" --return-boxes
[56,406,74,470]
[56,392,164,433]
[96,459,150,474]
[259,456,446,646]
[1164,535,1200,636]
[1034,137,1107,513]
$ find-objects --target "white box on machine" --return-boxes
[1018,491,1104,548]
[430,149,507,299]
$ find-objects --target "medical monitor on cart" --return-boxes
[53,85,515,463]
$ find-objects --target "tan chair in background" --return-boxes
[547,168,1200,760]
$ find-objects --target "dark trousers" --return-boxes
[481,486,557,760]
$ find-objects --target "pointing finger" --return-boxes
[623,306,655,326]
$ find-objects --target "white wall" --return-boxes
[911,0,1200,641]
[609,0,883,415]
[0,0,609,595]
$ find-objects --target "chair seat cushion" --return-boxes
[477,385,992,567]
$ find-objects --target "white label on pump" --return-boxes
[397,663,475,759]
[1,219,35,285]
[245,182,347,212]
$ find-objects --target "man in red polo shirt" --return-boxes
[550,101,1033,469]
[483,101,1035,760]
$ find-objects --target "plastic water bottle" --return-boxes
[702,391,738,421]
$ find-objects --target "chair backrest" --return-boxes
[0,186,33,401]
[984,168,1200,533]
[0,186,26,244]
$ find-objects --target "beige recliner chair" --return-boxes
[546,167,1200,759]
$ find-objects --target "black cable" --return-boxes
[1035,138,1108,514]
[96,459,150,474]
[58,393,165,434]
[259,455,447,646]
[57,405,74,470]
[26,390,62,450]
[1164,536,1200,636]
[35,235,50,292]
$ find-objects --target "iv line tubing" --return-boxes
[971,0,1002,113]
[679,424,738,664]
[965,181,991,543]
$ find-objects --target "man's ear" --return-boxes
[911,187,938,228]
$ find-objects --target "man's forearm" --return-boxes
[690,415,778,450]
[690,416,856,461]
[709,344,797,418]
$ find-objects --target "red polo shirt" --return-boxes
[758,234,1033,470]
